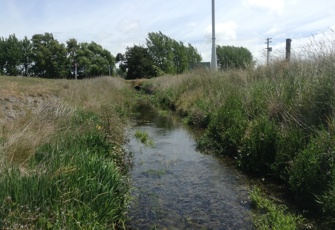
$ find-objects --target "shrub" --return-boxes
[239,116,278,173]
[199,96,247,157]
[289,128,335,214]
[271,128,306,181]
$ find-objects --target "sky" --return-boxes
[1,0,335,64]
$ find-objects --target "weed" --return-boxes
[134,130,155,148]
[250,186,304,230]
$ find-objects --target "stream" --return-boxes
[126,102,254,229]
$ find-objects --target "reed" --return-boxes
[145,37,335,223]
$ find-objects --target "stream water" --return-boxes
[126,102,254,229]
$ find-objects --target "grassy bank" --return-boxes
[0,76,135,229]
[143,54,335,227]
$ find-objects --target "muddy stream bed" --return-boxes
[125,102,254,229]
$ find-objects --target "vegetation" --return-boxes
[118,31,202,79]
[0,33,115,78]
[0,76,135,229]
[120,45,158,79]
[146,31,202,75]
[250,186,304,230]
[1,31,203,79]
[134,130,155,147]
[216,45,254,70]
[2,30,334,228]
[142,44,335,227]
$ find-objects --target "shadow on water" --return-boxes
[126,101,254,229]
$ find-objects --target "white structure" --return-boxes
[210,0,217,71]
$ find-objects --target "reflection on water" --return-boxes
[126,102,254,229]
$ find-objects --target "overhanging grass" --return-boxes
[250,186,304,230]
[144,51,335,224]
[0,76,136,229]
[0,109,130,229]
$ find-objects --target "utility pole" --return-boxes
[285,38,292,62]
[265,38,272,65]
[210,0,217,71]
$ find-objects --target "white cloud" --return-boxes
[243,0,285,14]
[117,19,141,34]
[1,0,335,64]
[266,25,283,36]
[205,21,238,42]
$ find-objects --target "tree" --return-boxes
[123,45,157,79]
[146,31,202,75]
[115,53,126,77]
[0,37,5,75]
[172,40,188,74]
[21,36,33,76]
[66,38,80,79]
[186,43,202,69]
[216,45,253,70]
[0,34,22,76]
[0,35,33,76]
[31,33,68,78]
[75,42,115,78]
[146,31,175,74]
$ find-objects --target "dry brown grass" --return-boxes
[0,76,131,167]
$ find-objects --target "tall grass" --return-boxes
[250,186,304,230]
[0,76,135,229]
[144,41,335,224]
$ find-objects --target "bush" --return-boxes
[271,128,306,181]
[289,128,335,214]
[198,96,247,157]
[239,116,278,173]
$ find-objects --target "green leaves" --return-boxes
[75,41,115,78]
[31,33,68,78]
[0,34,27,76]
[146,31,202,75]
[123,45,157,79]
[216,45,253,70]
[0,33,115,79]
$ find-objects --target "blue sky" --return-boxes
[1,0,335,64]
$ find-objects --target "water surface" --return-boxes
[126,102,254,229]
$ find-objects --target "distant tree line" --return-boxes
[0,32,254,79]
[0,33,115,78]
[117,31,203,79]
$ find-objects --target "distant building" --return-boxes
[192,62,210,70]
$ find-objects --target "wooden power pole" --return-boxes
[286,38,292,62]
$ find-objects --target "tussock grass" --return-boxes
[144,40,335,227]
[0,76,135,229]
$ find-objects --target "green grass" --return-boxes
[0,76,136,229]
[0,110,131,229]
[250,187,304,230]
[143,43,335,226]
[134,130,155,148]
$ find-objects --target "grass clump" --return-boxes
[0,76,135,229]
[144,38,335,224]
[250,186,304,230]
[134,130,155,148]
